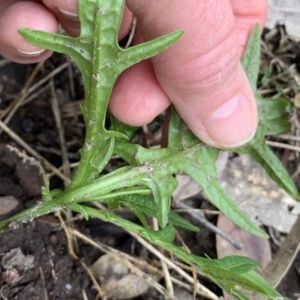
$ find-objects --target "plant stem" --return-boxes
[68,1,125,189]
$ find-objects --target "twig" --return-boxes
[177,202,242,250]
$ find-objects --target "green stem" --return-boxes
[0,167,142,230]
[68,203,210,266]
[68,1,125,189]
[0,200,63,230]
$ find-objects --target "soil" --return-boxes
[0,25,300,300]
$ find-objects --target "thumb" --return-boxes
[125,0,258,148]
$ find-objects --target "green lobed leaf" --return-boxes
[119,194,199,232]
[168,108,267,237]
[237,140,298,200]
[238,23,299,200]
[84,137,115,183]
[71,203,90,220]
[68,204,283,299]
[124,203,149,229]
[183,160,267,238]
[153,224,176,243]
[109,114,140,140]
[142,175,178,228]
[238,270,283,299]
[204,255,260,274]
[240,24,261,90]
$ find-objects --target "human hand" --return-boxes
[0,0,267,148]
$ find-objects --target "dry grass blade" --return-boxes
[56,213,107,300]
[267,140,300,152]
[0,120,70,184]
[0,61,44,121]
[175,230,198,300]
[71,229,177,300]
[0,62,69,126]
[81,262,107,300]
[39,266,50,300]
[276,134,300,142]
[127,231,219,300]
[125,17,137,49]
[71,227,162,276]
[88,203,218,299]
[50,80,71,183]
[152,217,174,296]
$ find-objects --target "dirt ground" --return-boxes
[0,25,300,300]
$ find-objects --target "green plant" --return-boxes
[0,0,298,299]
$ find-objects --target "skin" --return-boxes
[0,0,268,148]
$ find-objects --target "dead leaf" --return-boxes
[218,155,300,233]
[173,174,202,204]
[216,214,272,268]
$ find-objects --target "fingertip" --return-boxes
[0,2,58,63]
[200,92,258,148]
[109,59,171,126]
[184,63,258,148]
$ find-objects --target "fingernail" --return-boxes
[15,48,45,56]
[58,8,79,20]
[202,92,257,148]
